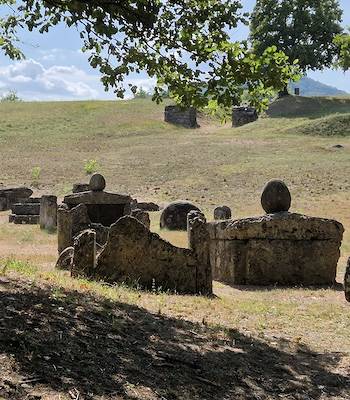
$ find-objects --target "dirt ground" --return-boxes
[1,274,350,400]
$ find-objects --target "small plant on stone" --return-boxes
[84,159,99,175]
[31,166,41,188]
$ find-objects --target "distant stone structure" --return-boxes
[164,105,198,128]
[9,197,41,225]
[0,187,33,211]
[69,216,212,295]
[294,88,300,96]
[160,200,201,231]
[208,181,343,286]
[232,107,258,127]
[214,206,232,220]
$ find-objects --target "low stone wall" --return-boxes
[9,197,41,225]
[66,215,212,295]
[164,106,198,128]
[208,212,344,286]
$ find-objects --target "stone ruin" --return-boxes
[9,197,41,225]
[0,187,33,212]
[56,174,344,292]
[232,106,258,127]
[57,211,212,295]
[208,180,344,286]
[160,200,201,231]
[164,105,198,128]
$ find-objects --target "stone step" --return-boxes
[9,214,40,225]
[11,203,40,215]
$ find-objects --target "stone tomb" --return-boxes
[63,174,132,227]
[208,180,344,286]
[208,213,343,286]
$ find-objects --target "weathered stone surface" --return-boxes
[164,106,198,128]
[261,180,291,214]
[214,206,232,220]
[72,230,96,278]
[130,208,150,229]
[160,201,201,231]
[57,204,90,253]
[187,211,212,293]
[0,187,33,211]
[208,212,343,286]
[232,107,258,127]
[55,247,74,270]
[90,223,110,246]
[40,195,57,231]
[11,203,40,216]
[89,173,106,192]
[11,214,40,225]
[96,216,212,294]
[132,200,159,212]
[73,183,90,193]
[345,258,350,302]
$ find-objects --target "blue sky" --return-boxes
[0,0,349,100]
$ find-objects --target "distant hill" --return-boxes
[289,76,348,97]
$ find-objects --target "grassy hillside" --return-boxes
[1,97,350,399]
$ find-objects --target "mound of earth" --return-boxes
[267,96,350,118]
[287,113,350,137]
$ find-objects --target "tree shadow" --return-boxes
[221,281,345,292]
[0,276,349,399]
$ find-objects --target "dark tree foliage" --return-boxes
[250,0,343,73]
[0,1,299,111]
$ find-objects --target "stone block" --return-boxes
[11,203,40,215]
[208,212,343,286]
[40,195,57,232]
[164,106,198,128]
[160,200,201,231]
[232,107,258,127]
[345,258,350,302]
[214,206,232,220]
[72,183,90,193]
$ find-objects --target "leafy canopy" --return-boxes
[334,33,350,71]
[250,0,343,72]
[0,0,300,110]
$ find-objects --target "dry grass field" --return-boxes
[1,96,350,399]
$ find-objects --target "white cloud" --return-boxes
[0,59,100,100]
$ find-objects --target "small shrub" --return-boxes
[1,90,22,103]
[31,166,41,187]
[84,159,99,175]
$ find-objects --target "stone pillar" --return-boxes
[71,229,96,279]
[345,257,350,303]
[40,195,57,232]
[187,211,212,295]
[131,208,151,229]
[57,205,73,254]
[214,206,232,220]
[294,88,300,96]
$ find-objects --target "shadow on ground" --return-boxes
[0,276,349,400]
